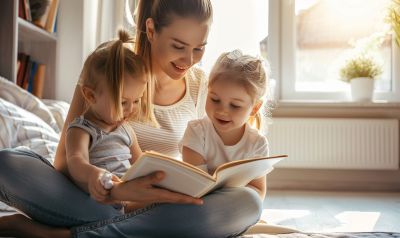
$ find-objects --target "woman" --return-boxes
[0,1,263,237]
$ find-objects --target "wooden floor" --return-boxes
[1,190,400,233]
[262,190,400,233]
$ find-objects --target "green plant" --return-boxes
[387,0,400,47]
[339,54,383,82]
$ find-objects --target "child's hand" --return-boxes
[100,172,114,189]
[88,168,113,202]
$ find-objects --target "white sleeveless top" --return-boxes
[130,67,208,159]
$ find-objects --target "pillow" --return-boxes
[0,98,59,163]
[0,76,59,133]
[42,99,70,132]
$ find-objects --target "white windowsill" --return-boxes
[274,100,400,108]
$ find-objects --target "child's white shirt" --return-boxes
[179,117,269,173]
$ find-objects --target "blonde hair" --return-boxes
[79,29,153,124]
[208,50,269,130]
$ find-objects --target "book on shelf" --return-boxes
[21,59,32,90]
[17,53,28,86]
[32,64,46,98]
[121,151,286,198]
[27,61,38,93]
[16,53,46,98]
[18,0,26,19]
[44,0,59,32]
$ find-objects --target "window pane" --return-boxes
[295,0,392,93]
[201,0,269,73]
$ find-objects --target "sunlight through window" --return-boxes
[332,211,381,232]
[261,209,311,224]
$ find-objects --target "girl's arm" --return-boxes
[181,146,208,172]
[247,175,267,200]
[66,127,109,201]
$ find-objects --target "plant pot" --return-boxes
[350,77,374,102]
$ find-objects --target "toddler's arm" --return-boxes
[66,127,110,201]
[182,146,208,172]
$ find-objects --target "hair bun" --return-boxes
[118,29,132,43]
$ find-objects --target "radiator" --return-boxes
[267,118,399,170]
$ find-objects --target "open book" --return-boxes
[121,151,287,198]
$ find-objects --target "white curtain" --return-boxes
[83,0,124,59]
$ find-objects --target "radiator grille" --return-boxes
[268,118,399,170]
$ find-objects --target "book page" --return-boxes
[196,156,285,197]
[121,154,215,197]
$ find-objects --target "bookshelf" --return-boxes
[0,0,58,99]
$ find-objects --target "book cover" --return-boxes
[32,64,46,98]
[23,0,32,22]
[19,0,26,19]
[18,54,30,88]
[22,59,33,90]
[27,61,38,93]
[17,53,27,86]
[121,151,286,197]
[45,0,59,32]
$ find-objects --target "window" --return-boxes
[200,0,269,74]
[269,0,400,101]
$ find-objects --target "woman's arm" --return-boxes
[128,128,142,164]
[247,175,266,200]
[54,85,86,176]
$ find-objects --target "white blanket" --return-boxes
[0,76,70,163]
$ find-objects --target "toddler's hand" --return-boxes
[100,171,114,189]
[88,169,111,202]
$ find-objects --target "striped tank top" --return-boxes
[130,67,208,159]
[68,116,133,178]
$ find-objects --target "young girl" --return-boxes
[180,49,269,199]
[65,29,152,206]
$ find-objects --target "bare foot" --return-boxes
[123,201,150,213]
[0,214,71,238]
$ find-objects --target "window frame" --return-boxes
[268,0,400,102]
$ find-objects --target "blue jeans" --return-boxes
[0,148,262,238]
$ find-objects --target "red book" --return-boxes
[17,53,29,87]
[23,0,32,21]
[18,0,26,19]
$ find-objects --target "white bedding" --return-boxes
[0,76,70,163]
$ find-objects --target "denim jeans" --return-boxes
[0,148,262,238]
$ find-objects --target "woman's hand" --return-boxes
[110,171,203,205]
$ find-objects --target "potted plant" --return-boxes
[387,0,400,47]
[339,54,383,101]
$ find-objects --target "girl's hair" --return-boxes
[208,50,269,130]
[79,29,153,123]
